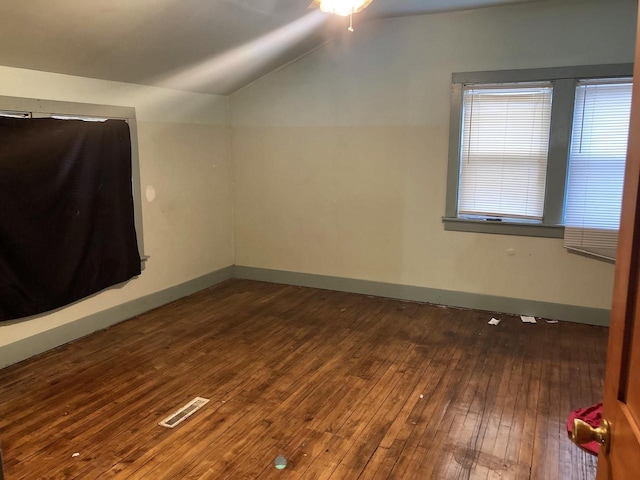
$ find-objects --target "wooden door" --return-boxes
[596,5,640,478]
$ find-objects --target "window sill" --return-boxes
[442,217,564,238]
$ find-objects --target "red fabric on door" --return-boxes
[567,403,603,456]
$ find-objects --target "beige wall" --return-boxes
[230,0,637,310]
[0,66,234,347]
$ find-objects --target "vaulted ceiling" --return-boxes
[0,0,542,95]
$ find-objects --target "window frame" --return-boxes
[443,64,634,238]
[0,95,147,268]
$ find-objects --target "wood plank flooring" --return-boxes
[0,279,607,479]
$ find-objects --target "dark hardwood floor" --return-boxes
[0,280,607,479]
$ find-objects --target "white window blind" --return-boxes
[564,79,632,260]
[458,83,553,221]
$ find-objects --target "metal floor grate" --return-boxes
[158,397,210,429]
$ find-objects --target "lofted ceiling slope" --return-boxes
[0,0,542,95]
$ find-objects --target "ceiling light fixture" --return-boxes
[312,0,373,32]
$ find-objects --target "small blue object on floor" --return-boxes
[274,455,287,470]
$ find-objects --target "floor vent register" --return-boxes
[158,397,210,428]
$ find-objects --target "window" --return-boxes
[444,64,633,249]
[458,83,552,222]
[564,80,633,260]
[0,95,145,261]
[0,95,147,320]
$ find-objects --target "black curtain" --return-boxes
[0,117,141,322]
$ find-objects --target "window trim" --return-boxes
[0,95,147,267]
[444,64,634,237]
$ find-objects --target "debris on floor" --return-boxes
[520,315,537,324]
[545,319,559,324]
[71,453,80,458]
[274,455,287,470]
[488,318,501,326]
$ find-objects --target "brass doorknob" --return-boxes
[570,418,611,454]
